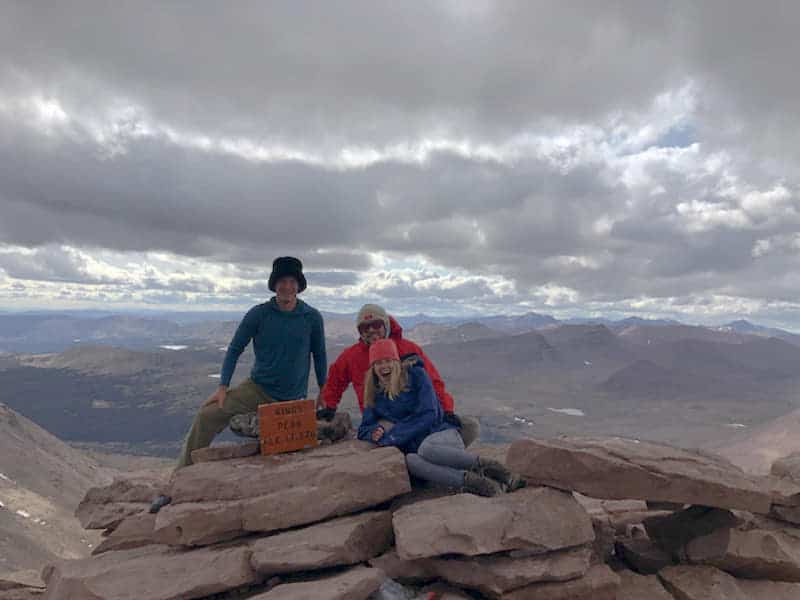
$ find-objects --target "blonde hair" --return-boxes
[363,360,408,407]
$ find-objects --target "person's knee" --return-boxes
[195,404,227,430]
[405,453,424,474]
[417,439,436,461]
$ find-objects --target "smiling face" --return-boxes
[275,276,299,307]
[373,358,395,382]
[359,319,386,345]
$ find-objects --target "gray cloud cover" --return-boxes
[0,1,799,326]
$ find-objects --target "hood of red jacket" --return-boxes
[358,314,404,348]
[388,315,403,340]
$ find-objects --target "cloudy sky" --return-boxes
[1,2,799,327]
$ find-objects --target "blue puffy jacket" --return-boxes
[357,360,456,454]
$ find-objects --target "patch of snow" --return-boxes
[726,423,747,428]
[0,500,5,508]
[208,374,221,379]
[73,338,81,343]
[15,510,30,519]
[219,346,227,351]
[547,407,586,417]
[0,473,9,481]
[159,345,188,351]
[583,360,592,366]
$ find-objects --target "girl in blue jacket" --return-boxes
[357,339,524,497]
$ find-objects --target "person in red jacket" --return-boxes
[317,304,455,416]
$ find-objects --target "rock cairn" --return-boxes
[12,432,800,599]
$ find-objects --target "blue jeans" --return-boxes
[405,428,478,489]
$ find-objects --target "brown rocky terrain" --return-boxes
[0,403,171,583]
[0,403,114,576]
[714,406,800,474]
[13,429,800,599]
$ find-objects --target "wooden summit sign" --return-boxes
[258,399,318,456]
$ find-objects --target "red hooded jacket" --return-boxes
[321,316,455,413]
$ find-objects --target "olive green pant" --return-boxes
[176,379,275,468]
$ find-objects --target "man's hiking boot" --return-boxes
[472,457,527,492]
[230,412,259,438]
[462,471,504,497]
[149,494,172,514]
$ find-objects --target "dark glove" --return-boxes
[316,407,336,422]
[443,412,463,428]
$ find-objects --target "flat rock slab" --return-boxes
[249,566,385,600]
[191,441,260,463]
[686,526,800,582]
[154,444,410,546]
[0,591,44,600]
[75,476,167,530]
[424,546,591,598]
[497,564,619,600]
[615,538,672,574]
[393,487,594,560]
[506,437,774,514]
[42,544,256,600]
[249,510,393,575]
[0,571,44,592]
[92,512,156,555]
[616,570,673,600]
[659,564,800,600]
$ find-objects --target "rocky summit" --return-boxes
[12,433,800,599]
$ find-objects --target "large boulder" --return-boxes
[686,526,800,582]
[496,564,619,600]
[167,440,380,502]
[249,510,393,575]
[659,564,800,600]
[506,437,775,513]
[42,544,256,600]
[154,443,411,546]
[248,566,385,600]
[392,487,594,560]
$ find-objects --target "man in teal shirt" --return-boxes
[176,256,327,467]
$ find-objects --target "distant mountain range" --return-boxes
[1,316,800,457]
[0,309,797,353]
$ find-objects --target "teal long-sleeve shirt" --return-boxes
[220,298,327,400]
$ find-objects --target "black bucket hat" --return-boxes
[268,256,307,293]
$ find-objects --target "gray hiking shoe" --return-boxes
[462,471,504,497]
[473,457,527,492]
[230,412,259,438]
